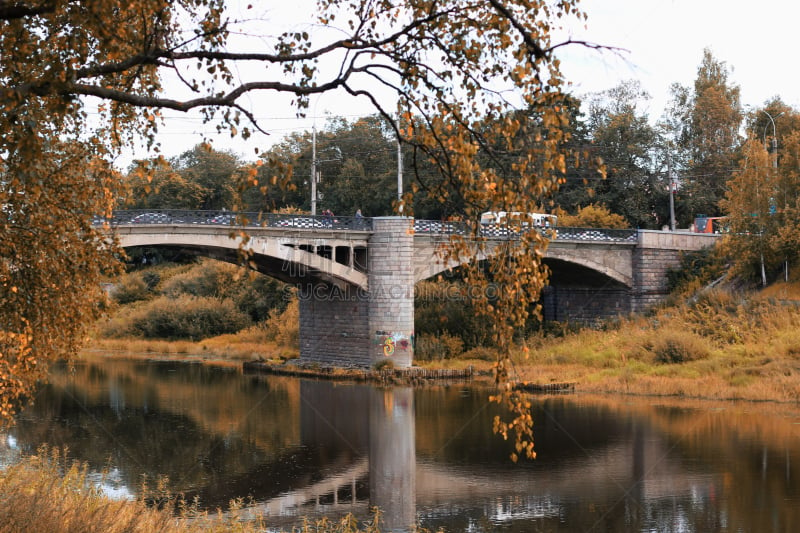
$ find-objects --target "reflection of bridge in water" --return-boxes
[101,209,718,369]
[221,381,714,532]
[8,360,799,532]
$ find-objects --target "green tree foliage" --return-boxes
[550,94,601,213]
[172,144,240,210]
[124,158,206,210]
[582,80,668,228]
[250,116,400,216]
[242,131,313,212]
[318,116,399,217]
[672,49,743,219]
[125,145,240,210]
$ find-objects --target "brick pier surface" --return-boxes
[632,231,712,313]
[299,217,415,368]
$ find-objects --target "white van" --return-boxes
[480,211,557,228]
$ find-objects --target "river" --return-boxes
[2,356,800,532]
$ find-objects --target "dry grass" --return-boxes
[0,447,187,533]
[0,448,431,533]
[497,286,800,403]
[86,335,293,363]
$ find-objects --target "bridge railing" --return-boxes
[98,211,637,242]
[413,219,638,243]
[97,210,373,231]
[550,227,638,242]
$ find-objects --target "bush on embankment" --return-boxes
[99,265,510,360]
[97,259,290,342]
[102,295,252,341]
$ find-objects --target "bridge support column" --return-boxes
[298,217,414,368]
[367,217,415,368]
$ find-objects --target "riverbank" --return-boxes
[84,278,800,404]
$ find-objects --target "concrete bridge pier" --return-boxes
[298,217,415,368]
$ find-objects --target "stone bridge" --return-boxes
[102,210,718,368]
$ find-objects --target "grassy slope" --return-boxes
[446,280,800,403]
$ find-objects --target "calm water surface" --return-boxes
[2,356,800,532]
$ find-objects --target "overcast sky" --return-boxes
[556,0,800,117]
[116,0,800,169]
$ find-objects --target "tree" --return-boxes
[719,137,775,283]
[672,49,743,219]
[549,94,602,214]
[722,104,800,284]
[1,0,592,458]
[171,144,240,210]
[124,158,207,210]
[581,80,667,228]
[251,115,400,216]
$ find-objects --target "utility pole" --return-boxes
[311,123,317,216]
[668,153,676,231]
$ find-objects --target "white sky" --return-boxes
[116,0,800,170]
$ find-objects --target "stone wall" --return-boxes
[298,285,371,367]
[541,285,632,324]
[631,231,717,313]
[631,247,682,313]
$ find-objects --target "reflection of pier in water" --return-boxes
[233,381,711,532]
[231,433,714,530]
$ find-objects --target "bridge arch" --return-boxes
[115,226,370,290]
[413,237,635,288]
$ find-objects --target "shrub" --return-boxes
[414,280,492,349]
[141,270,161,290]
[160,260,286,321]
[666,247,724,293]
[650,332,710,364]
[415,332,464,361]
[112,274,151,304]
[460,346,499,361]
[554,204,629,229]
[126,295,252,341]
[373,358,395,371]
[160,260,235,298]
[263,296,299,347]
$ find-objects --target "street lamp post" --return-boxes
[762,110,784,169]
[760,110,785,283]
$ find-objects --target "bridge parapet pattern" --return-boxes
[411,218,638,242]
[97,209,372,232]
[100,210,640,244]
